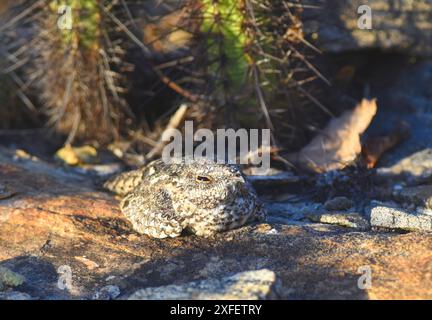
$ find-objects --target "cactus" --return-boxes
[200,0,249,96]
[30,0,132,144]
[244,0,329,148]
[178,0,325,148]
[0,0,135,143]
[1,0,325,153]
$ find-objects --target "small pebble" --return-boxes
[324,196,354,211]
[93,285,120,300]
[393,184,404,191]
[266,228,279,235]
[105,275,116,282]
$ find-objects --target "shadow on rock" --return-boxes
[120,226,370,300]
[0,255,76,299]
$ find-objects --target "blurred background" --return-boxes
[0,0,431,171]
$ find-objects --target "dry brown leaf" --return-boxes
[361,121,410,169]
[55,145,99,166]
[296,98,378,173]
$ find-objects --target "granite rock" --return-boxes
[128,269,279,300]
[304,0,432,56]
[306,212,370,231]
[370,205,432,232]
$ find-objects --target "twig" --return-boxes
[146,104,189,159]
[0,0,44,33]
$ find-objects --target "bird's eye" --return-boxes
[196,175,212,183]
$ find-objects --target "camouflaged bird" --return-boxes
[104,158,266,238]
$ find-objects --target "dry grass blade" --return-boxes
[146,103,189,159]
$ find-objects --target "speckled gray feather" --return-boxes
[104,158,266,238]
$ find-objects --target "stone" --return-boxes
[394,185,432,209]
[128,269,279,300]
[377,149,432,184]
[324,197,354,211]
[0,266,25,291]
[303,0,432,57]
[93,285,121,300]
[306,212,370,231]
[370,205,432,232]
[264,201,322,223]
[247,172,300,188]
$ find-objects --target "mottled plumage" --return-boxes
[104,158,266,238]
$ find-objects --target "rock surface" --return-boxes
[377,149,432,185]
[304,0,432,57]
[93,285,121,300]
[370,205,432,232]
[0,291,34,300]
[1,146,432,299]
[0,266,25,290]
[395,185,432,209]
[306,212,370,231]
[128,269,279,300]
[324,197,354,211]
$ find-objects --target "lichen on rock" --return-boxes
[0,266,25,291]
